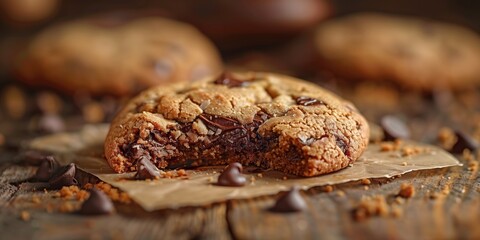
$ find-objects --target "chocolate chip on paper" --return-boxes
[217,162,246,187]
[135,157,161,180]
[78,188,115,215]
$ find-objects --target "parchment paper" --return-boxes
[28,124,462,211]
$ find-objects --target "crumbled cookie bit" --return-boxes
[59,202,75,213]
[380,139,403,152]
[353,195,389,221]
[177,169,187,177]
[31,195,41,204]
[361,179,371,185]
[257,173,263,178]
[20,211,31,221]
[437,127,456,150]
[398,183,415,198]
[322,185,334,193]
[468,161,479,171]
[364,186,369,190]
[83,182,130,203]
[282,176,288,180]
[401,146,421,156]
[336,191,346,197]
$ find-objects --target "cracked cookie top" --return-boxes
[105,72,370,176]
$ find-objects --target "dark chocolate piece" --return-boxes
[295,96,323,106]
[135,157,161,180]
[213,72,248,88]
[121,112,272,170]
[34,156,60,182]
[48,163,78,189]
[450,131,479,154]
[270,186,307,213]
[380,115,410,140]
[217,162,246,187]
[78,188,115,215]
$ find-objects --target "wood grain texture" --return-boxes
[0,149,478,240]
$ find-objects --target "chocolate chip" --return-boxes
[135,157,161,180]
[270,186,307,213]
[213,72,247,88]
[450,131,479,154]
[198,114,243,131]
[37,114,65,133]
[295,96,323,106]
[380,115,410,140]
[48,163,78,189]
[34,156,60,182]
[78,188,115,215]
[217,162,246,187]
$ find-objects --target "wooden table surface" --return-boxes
[0,144,479,240]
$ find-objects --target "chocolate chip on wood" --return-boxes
[270,186,307,213]
[48,163,78,189]
[104,72,370,177]
[78,188,115,215]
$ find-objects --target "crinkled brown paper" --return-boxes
[28,124,461,211]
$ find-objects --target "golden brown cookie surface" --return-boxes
[104,72,370,177]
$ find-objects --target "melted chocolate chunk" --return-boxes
[121,111,276,171]
[217,162,246,187]
[380,115,410,140]
[78,188,115,215]
[335,136,351,157]
[450,131,479,154]
[34,156,60,182]
[270,187,307,213]
[48,163,78,189]
[295,96,323,106]
[135,157,161,180]
[213,72,248,88]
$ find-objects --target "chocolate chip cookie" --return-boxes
[15,14,222,96]
[104,72,369,177]
[313,13,480,90]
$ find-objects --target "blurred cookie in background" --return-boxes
[14,12,223,97]
[312,13,480,91]
[0,0,59,26]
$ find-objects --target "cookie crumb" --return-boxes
[468,161,479,171]
[31,195,41,204]
[59,202,75,213]
[82,101,105,123]
[398,183,415,198]
[364,186,369,190]
[19,211,31,221]
[353,195,389,221]
[437,127,456,150]
[177,169,187,177]
[361,179,371,185]
[322,185,334,193]
[336,191,346,197]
